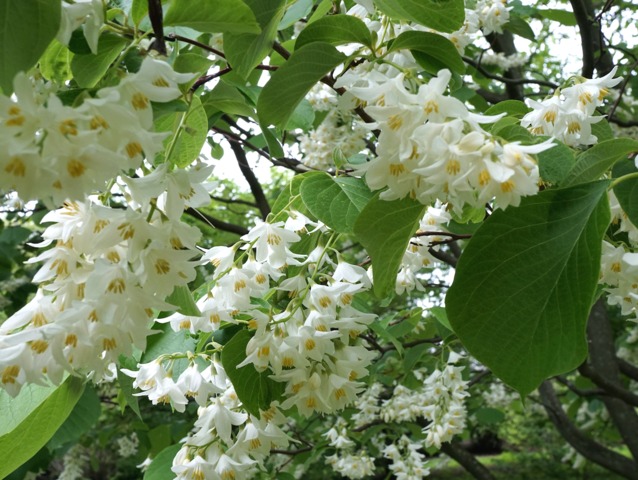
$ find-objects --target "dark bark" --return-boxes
[440,442,495,480]
[227,140,271,220]
[538,381,638,479]
[581,300,638,461]
[569,0,615,77]
[486,31,525,100]
[147,0,167,55]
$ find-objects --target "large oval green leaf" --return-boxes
[354,194,426,298]
[388,31,465,74]
[300,172,374,234]
[562,138,638,187]
[447,181,611,396]
[163,0,260,34]
[224,0,286,79]
[295,14,373,49]
[221,329,285,417]
[374,0,464,33]
[70,32,127,88]
[0,376,84,477]
[0,0,61,93]
[257,42,345,129]
[612,158,638,229]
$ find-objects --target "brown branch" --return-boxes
[227,137,271,220]
[463,56,558,89]
[147,0,167,55]
[485,31,525,100]
[582,299,638,464]
[440,442,495,480]
[579,363,638,407]
[569,0,615,78]
[352,419,386,433]
[184,207,249,236]
[211,195,259,209]
[539,380,638,479]
[608,58,638,120]
[554,375,605,397]
[271,446,313,456]
[166,33,226,58]
[190,67,232,92]
[428,247,458,268]
[618,358,638,382]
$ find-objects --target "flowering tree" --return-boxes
[1,0,638,478]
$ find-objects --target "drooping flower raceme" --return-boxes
[340,68,554,212]
[0,57,193,205]
[522,68,622,147]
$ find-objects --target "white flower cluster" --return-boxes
[58,0,104,54]
[396,203,451,295]
[476,0,511,35]
[480,52,528,70]
[0,161,210,396]
[58,444,89,480]
[421,365,469,448]
[599,240,638,321]
[341,68,553,212]
[298,110,367,170]
[173,360,291,480]
[482,381,516,409]
[162,216,378,418]
[522,68,622,147]
[324,418,376,479]
[117,432,140,458]
[383,435,430,480]
[352,362,469,449]
[0,57,193,204]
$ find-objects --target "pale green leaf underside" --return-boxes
[0,376,84,478]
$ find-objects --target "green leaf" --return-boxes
[296,14,372,49]
[286,99,315,131]
[369,320,404,355]
[117,356,143,419]
[260,123,285,158]
[300,172,373,234]
[142,323,197,377]
[446,181,611,396]
[538,142,575,184]
[131,0,148,25]
[269,173,311,218]
[173,53,213,77]
[562,138,638,187]
[155,95,208,167]
[221,329,285,416]
[388,31,465,74]
[144,444,181,480]
[202,80,255,117]
[537,8,577,26]
[0,0,61,94]
[591,117,614,143]
[166,285,201,316]
[505,14,535,40]
[484,100,531,118]
[224,0,286,79]
[354,194,426,297]
[474,407,506,426]
[47,386,101,450]
[374,0,464,33]
[429,306,453,332]
[39,40,74,84]
[70,33,127,88]
[612,159,638,229]
[0,376,84,478]
[279,0,313,29]
[164,0,260,34]
[257,42,346,129]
